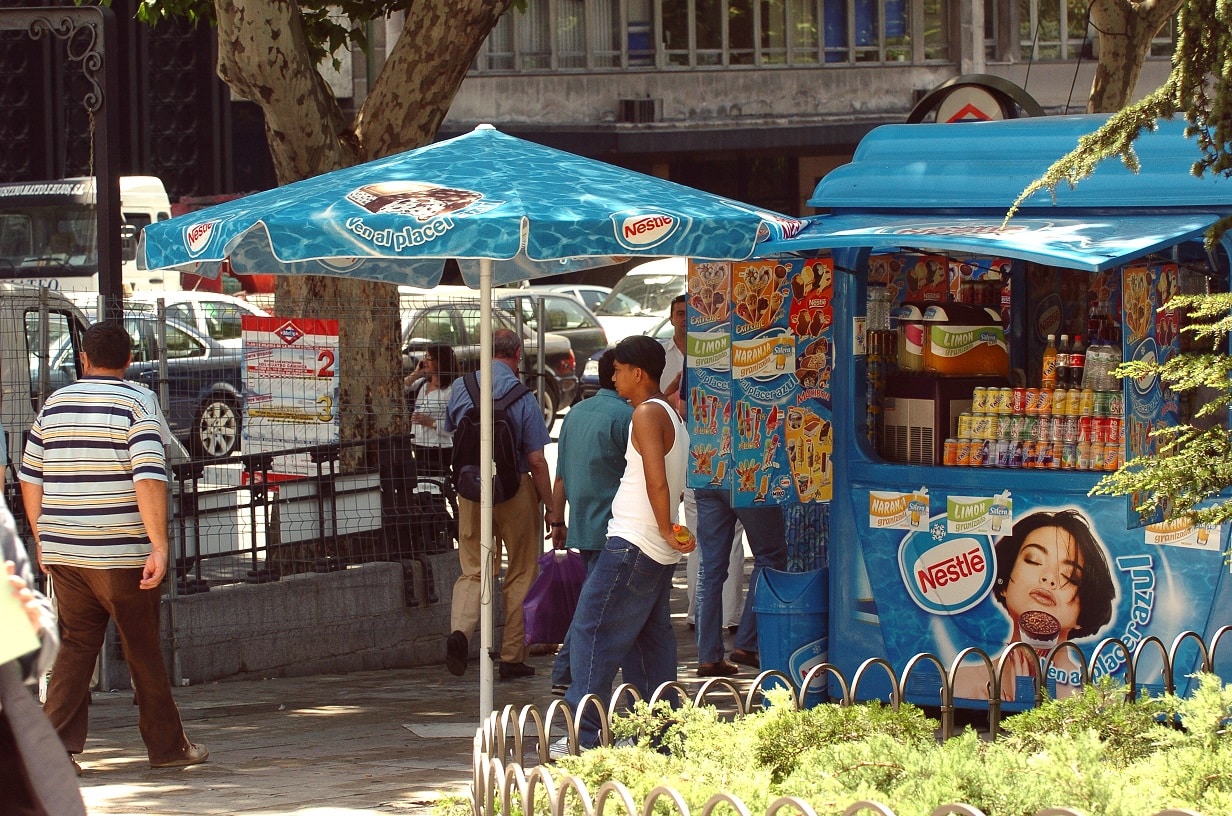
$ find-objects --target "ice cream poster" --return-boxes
[731,257,834,507]
[869,488,930,532]
[849,482,1227,708]
[685,261,734,491]
[1122,263,1180,527]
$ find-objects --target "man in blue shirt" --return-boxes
[547,350,632,694]
[444,328,555,680]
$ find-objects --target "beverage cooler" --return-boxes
[741,114,1232,709]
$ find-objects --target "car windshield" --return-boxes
[595,274,685,317]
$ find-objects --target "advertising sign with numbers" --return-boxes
[242,315,340,452]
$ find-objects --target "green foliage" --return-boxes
[1008,0,1232,234]
[1088,289,1232,526]
[519,675,1232,816]
[999,675,1182,766]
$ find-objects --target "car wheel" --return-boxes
[536,381,558,425]
[193,394,241,458]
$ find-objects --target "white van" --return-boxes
[0,176,174,294]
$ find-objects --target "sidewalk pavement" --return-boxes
[75,560,753,816]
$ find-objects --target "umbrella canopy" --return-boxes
[138,124,802,724]
[138,124,803,284]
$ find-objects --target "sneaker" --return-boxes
[551,684,568,697]
[548,736,572,760]
[446,631,468,677]
[498,661,535,681]
[150,743,209,769]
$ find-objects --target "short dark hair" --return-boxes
[993,509,1115,638]
[493,327,523,359]
[82,321,132,370]
[426,343,458,387]
[597,349,618,391]
[671,294,687,309]
[613,334,665,383]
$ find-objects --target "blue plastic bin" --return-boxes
[753,567,828,706]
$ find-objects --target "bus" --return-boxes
[0,176,174,294]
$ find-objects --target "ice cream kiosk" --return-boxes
[697,114,1232,708]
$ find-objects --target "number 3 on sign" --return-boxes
[316,394,334,422]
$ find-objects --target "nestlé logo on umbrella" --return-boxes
[613,209,683,250]
[185,220,217,257]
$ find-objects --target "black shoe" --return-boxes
[446,631,468,677]
[499,661,536,681]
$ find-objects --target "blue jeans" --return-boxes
[694,488,788,663]
[564,537,678,747]
[550,549,602,688]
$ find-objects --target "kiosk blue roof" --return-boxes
[760,114,1232,271]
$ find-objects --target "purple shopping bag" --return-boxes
[522,550,585,645]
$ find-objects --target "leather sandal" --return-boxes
[696,660,739,678]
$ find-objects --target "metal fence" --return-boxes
[470,629,1232,816]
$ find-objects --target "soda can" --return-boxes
[1077,415,1094,443]
[1061,441,1078,469]
[1036,387,1053,416]
[1005,443,1025,470]
[1022,415,1041,442]
[972,387,990,414]
[1079,388,1096,416]
[1011,387,1027,414]
[995,438,1013,467]
[971,413,993,441]
[1077,441,1093,470]
[1064,389,1084,416]
[1093,390,1112,418]
[971,439,990,467]
[1106,416,1123,444]
[1090,441,1105,469]
[957,412,974,440]
[1107,390,1124,417]
[1052,388,1069,415]
[1023,439,1039,468]
[1102,442,1121,471]
[956,439,972,467]
[986,388,1005,415]
[943,438,960,466]
[999,387,1014,414]
[1062,414,1078,443]
[996,414,1013,441]
[1024,387,1040,415]
[1037,441,1055,469]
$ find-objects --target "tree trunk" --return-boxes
[1088,0,1184,113]
[209,0,511,457]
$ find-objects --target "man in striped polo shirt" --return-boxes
[20,320,207,771]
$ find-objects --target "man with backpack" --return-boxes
[443,328,555,680]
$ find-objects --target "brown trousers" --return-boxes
[450,474,542,663]
[43,565,191,764]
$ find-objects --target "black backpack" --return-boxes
[451,372,533,504]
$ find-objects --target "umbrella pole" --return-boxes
[479,258,495,722]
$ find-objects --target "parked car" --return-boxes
[529,283,612,313]
[400,288,578,421]
[495,290,608,374]
[123,290,269,347]
[124,313,246,458]
[577,316,676,400]
[593,257,688,344]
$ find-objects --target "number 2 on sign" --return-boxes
[317,350,336,378]
[316,394,334,422]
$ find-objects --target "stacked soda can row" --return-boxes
[971,386,1123,418]
[946,390,1124,471]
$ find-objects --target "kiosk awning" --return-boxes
[758,212,1221,272]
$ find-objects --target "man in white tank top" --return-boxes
[554,335,694,755]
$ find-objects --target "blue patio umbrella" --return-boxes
[139,124,803,718]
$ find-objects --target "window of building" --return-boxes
[1018,0,1176,62]
[477,0,949,72]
